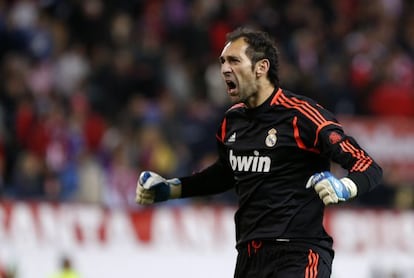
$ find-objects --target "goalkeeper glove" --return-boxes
[136,171,182,205]
[306,171,357,205]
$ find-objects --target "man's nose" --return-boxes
[221,62,232,74]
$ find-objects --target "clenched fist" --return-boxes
[136,171,182,205]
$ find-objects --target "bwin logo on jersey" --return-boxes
[229,150,271,172]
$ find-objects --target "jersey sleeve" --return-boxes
[179,117,235,198]
[295,102,382,195]
[318,125,382,195]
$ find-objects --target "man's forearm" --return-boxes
[179,160,235,198]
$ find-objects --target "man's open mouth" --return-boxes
[226,80,237,94]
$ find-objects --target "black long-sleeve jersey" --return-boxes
[179,88,382,256]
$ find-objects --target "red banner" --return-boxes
[1,202,414,253]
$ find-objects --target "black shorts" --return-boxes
[234,240,333,278]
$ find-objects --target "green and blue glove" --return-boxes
[136,171,182,205]
[306,171,357,205]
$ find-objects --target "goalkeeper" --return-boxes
[136,27,382,278]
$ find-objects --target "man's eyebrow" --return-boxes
[219,54,239,61]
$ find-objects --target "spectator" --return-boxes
[49,256,80,278]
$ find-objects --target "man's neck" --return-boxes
[245,84,275,108]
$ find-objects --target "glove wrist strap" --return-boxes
[340,177,358,198]
[168,178,182,199]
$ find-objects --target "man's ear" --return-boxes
[256,59,270,77]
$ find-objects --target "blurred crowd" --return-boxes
[0,0,414,209]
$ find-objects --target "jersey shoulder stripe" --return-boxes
[217,103,247,143]
[227,102,247,112]
[292,116,320,153]
[216,117,227,143]
[271,88,341,146]
[272,89,327,126]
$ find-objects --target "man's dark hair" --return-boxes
[226,27,280,87]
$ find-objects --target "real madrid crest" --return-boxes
[265,128,277,147]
